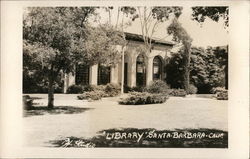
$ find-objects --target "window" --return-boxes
[136,54,146,86]
[98,64,111,85]
[75,64,89,85]
[153,56,162,80]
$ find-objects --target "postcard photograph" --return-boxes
[21,5,230,149]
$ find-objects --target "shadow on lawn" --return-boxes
[49,128,228,148]
[24,106,93,117]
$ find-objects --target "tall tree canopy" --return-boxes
[167,18,193,92]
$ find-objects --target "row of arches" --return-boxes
[75,54,164,87]
[136,54,163,86]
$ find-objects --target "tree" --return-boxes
[213,46,228,89]
[191,7,229,28]
[23,7,124,108]
[167,18,193,92]
[166,46,226,93]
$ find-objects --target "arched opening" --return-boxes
[75,64,90,85]
[153,56,163,80]
[98,64,111,85]
[136,54,146,86]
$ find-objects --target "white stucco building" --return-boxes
[63,32,174,93]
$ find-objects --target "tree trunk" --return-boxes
[183,45,191,93]
[48,77,54,109]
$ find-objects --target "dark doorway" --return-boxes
[98,64,111,85]
[75,64,89,85]
[124,63,128,86]
[136,54,146,87]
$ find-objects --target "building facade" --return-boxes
[63,32,174,93]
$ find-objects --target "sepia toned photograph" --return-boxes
[22,6,229,148]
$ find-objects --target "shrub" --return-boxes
[216,90,228,100]
[23,95,33,110]
[91,85,106,91]
[77,83,121,101]
[124,86,146,93]
[104,83,120,97]
[77,90,106,101]
[211,87,226,94]
[169,89,187,97]
[187,84,198,94]
[146,80,169,94]
[83,85,94,92]
[212,87,228,100]
[119,92,168,105]
[66,85,84,94]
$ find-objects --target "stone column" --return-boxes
[146,57,153,86]
[128,55,137,87]
[89,64,98,85]
[111,64,119,84]
[63,73,75,93]
[63,73,69,93]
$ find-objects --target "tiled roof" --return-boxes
[124,32,174,46]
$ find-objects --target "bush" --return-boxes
[23,95,33,110]
[216,90,228,100]
[187,84,198,94]
[212,87,228,100]
[104,83,120,97]
[124,86,146,93]
[77,90,106,101]
[211,87,226,94]
[91,85,106,91]
[146,80,169,94]
[66,85,84,94]
[77,83,121,101]
[169,89,187,97]
[119,92,168,105]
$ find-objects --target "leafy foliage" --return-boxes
[191,7,229,28]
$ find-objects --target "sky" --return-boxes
[96,6,228,48]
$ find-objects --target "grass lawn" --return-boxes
[23,94,227,148]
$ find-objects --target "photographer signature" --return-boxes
[61,137,95,148]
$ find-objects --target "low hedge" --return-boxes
[119,92,168,105]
